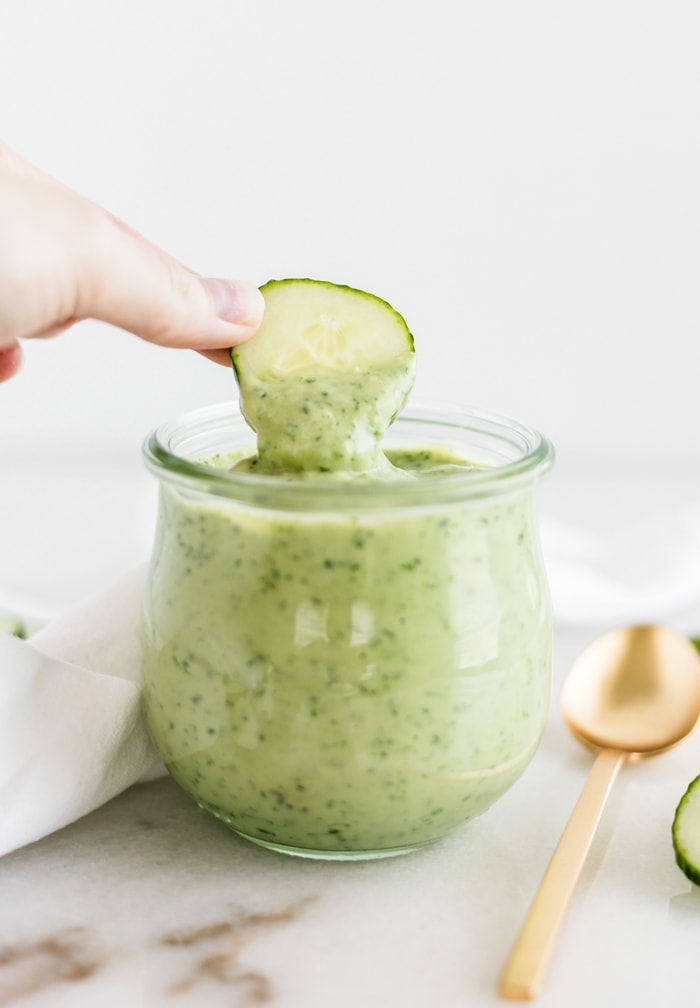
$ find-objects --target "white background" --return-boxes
[2,11,700,1006]
[1,0,699,618]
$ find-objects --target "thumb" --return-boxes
[79,214,265,353]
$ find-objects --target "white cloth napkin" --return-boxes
[541,508,700,629]
[0,564,164,858]
[1,506,699,860]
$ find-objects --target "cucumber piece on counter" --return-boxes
[672,775,700,884]
[0,612,27,638]
[231,278,414,383]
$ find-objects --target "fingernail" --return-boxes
[200,278,264,327]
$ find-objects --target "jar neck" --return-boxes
[144,401,554,512]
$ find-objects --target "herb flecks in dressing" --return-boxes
[238,354,416,476]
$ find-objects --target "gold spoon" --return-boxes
[499,624,700,1000]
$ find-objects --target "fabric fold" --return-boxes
[0,565,163,858]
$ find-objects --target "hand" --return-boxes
[0,142,264,382]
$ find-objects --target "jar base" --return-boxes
[230,826,439,861]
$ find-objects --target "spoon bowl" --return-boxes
[562,624,700,757]
[500,624,700,1000]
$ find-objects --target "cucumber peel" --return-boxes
[665,636,700,885]
[0,612,27,638]
[231,278,414,384]
[229,279,416,474]
[672,774,700,884]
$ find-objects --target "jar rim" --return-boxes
[143,400,554,510]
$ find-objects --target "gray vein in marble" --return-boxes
[0,900,313,1007]
[0,926,108,1006]
[162,902,313,1003]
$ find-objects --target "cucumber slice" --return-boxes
[672,774,700,884]
[230,279,416,473]
[231,278,414,382]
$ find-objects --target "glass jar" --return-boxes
[141,401,554,859]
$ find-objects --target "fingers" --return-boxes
[197,346,237,367]
[0,141,265,367]
[77,212,265,352]
[0,343,22,382]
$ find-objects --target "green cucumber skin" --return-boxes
[0,613,27,638]
[257,278,415,352]
[229,278,415,381]
[667,642,700,885]
[672,773,700,885]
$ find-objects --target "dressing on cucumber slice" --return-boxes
[672,774,700,884]
[231,278,414,384]
[229,279,416,473]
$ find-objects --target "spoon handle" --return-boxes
[499,748,624,1000]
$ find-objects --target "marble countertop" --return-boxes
[3,626,700,1008]
[2,450,700,1007]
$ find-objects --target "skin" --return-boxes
[0,141,265,381]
